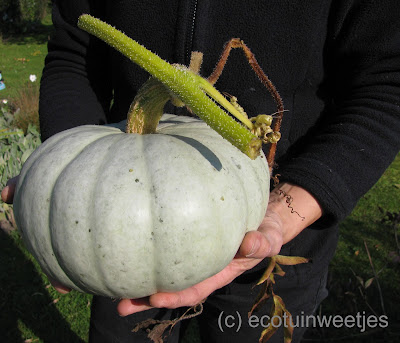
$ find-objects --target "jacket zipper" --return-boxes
[185,0,198,65]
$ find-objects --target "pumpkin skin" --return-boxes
[13,114,270,298]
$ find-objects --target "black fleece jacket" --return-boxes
[39,0,400,280]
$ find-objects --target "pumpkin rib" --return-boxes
[164,124,265,230]
[90,133,140,295]
[81,134,156,294]
[22,128,121,291]
[51,133,133,295]
[141,135,163,294]
[191,125,269,230]
[49,132,124,292]
[144,134,221,292]
[82,134,125,294]
[97,133,158,296]
[142,132,247,292]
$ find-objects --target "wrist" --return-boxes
[267,182,323,244]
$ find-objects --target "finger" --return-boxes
[47,276,71,294]
[148,255,260,309]
[150,276,223,308]
[148,286,202,309]
[53,284,72,294]
[1,176,19,204]
[117,297,153,316]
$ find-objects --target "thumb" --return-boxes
[1,176,19,204]
[239,211,284,258]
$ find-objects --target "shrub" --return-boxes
[18,0,48,23]
[0,0,50,34]
[0,100,41,213]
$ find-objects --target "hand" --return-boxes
[1,176,72,294]
[117,209,285,316]
[117,182,322,316]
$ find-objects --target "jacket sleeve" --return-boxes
[277,0,400,226]
[39,0,112,141]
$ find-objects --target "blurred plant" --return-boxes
[18,0,48,23]
[11,80,40,134]
[0,100,41,214]
[380,209,400,264]
[0,0,50,34]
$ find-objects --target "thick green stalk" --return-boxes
[78,14,261,159]
[125,77,171,134]
[195,76,254,130]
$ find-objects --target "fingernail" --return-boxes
[246,238,260,257]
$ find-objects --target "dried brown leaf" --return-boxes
[249,280,273,317]
[132,301,204,343]
[259,299,278,343]
[269,273,276,284]
[132,318,161,332]
[274,255,309,266]
[364,277,374,289]
[356,275,364,286]
[253,255,307,343]
[259,323,279,343]
[272,295,284,318]
[273,294,286,310]
[257,257,276,285]
[132,318,174,343]
[148,322,173,343]
[284,320,294,343]
[273,295,294,343]
[274,263,285,277]
[259,294,286,343]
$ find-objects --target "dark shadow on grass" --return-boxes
[0,229,85,343]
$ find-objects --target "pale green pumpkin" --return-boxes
[13,114,270,298]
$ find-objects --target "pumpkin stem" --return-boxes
[77,14,261,159]
[125,77,171,134]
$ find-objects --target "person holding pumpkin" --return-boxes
[2,0,400,342]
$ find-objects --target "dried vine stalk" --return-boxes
[132,300,205,343]
[208,38,285,169]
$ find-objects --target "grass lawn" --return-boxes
[1,14,399,343]
[0,15,53,100]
